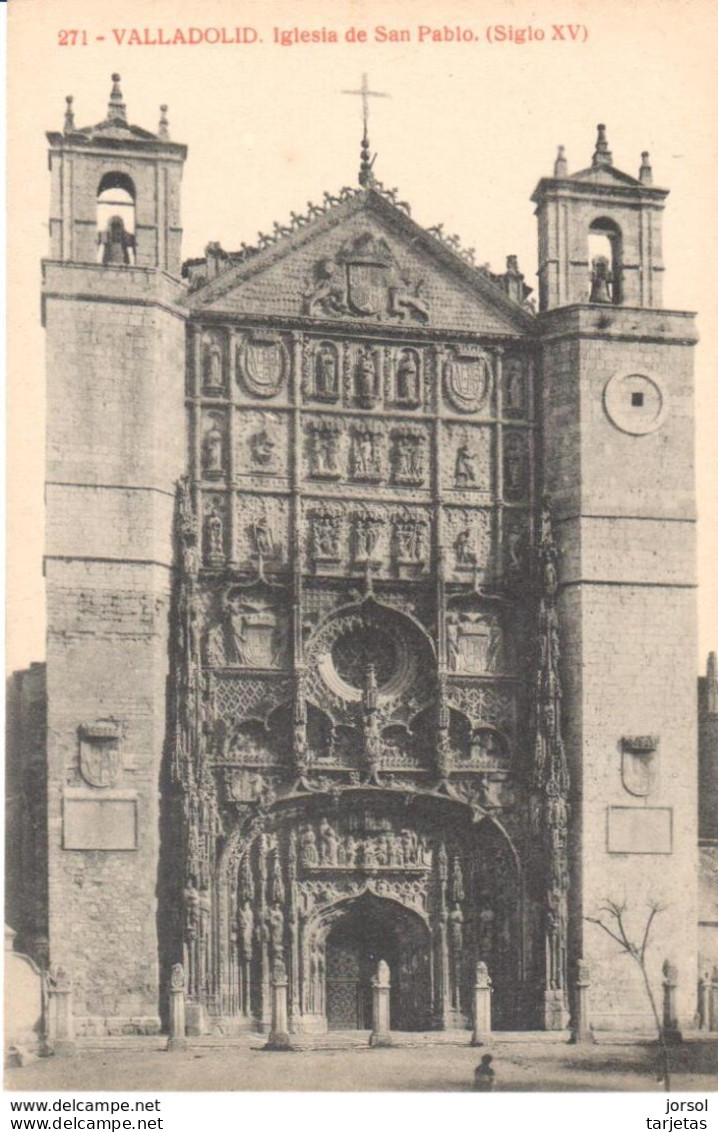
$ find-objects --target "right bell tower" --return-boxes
[533,126,699,1030]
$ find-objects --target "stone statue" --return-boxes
[205,345,223,390]
[225,596,253,665]
[454,439,478,487]
[446,614,462,671]
[204,422,224,475]
[238,903,254,958]
[455,529,476,566]
[354,431,376,476]
[357,349,378,404]
[318,818,339,865]
[251,515,275,559]
[506,363,524,411]
[300,825,319,867]
[206,508,223,558]
[315,347,338,398]
[205,623,225,667]
[170,962,186,991]
[268,906,285,955]
[396,351,419,403]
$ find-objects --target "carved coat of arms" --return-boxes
[304,231,429,323]
[621,736,659,797]
[78,722,122,788]
[443,351,492,413]
[238,332,287,398]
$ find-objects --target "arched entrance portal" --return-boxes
[324,893,431,1031]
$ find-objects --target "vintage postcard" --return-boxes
[5,0,718,1103]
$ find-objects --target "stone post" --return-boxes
[369,959,392,1047]
[570,958,595,1043]
[45,966,75,1056]
[265,958,291,1050]
[697,971,711,1031]
[167,963,188,1051]
[662,959,682,1044]
[471,961,492,1046]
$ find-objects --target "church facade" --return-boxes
[10,75,714,1040]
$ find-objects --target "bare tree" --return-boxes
[585,899,671,1091]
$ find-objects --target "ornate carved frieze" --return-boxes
[442,423,492,493]
[392,509,427,566]
[446,608,506,675]
[209,671,292,731]
[302,231,429,324]
[235,494,289,566]
[308,505,343,567]
[350,423,385,481]
[446,680,516,733]
[390,426,426,486]
[352,507,385,564]
[306,419,343,480]
[443,347,493,414]
[298,817,432,872]
[236,411,288,481]
[204,583,289,670]
[445,507,493,578]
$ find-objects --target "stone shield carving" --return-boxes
[238,333,288,398]
[443,351,492,413]
[78,721,122,788]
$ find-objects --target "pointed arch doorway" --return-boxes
[324,892,431,1031]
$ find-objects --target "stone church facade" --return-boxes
[8,75,717,1040]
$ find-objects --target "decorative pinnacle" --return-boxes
[342,73,389,188]
[159,104,169,139]
[359,130,375,187]
[553,145,567,177]
[108,73,127,123]
[639,150,652,184]
[63,95,75,133]
[592,123,612,167]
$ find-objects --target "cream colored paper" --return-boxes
[8,0,717,674]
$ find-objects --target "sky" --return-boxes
[7,0,718,672]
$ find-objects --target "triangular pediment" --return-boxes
[186,190,534,337]
[568,164,644,188]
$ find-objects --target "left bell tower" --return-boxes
[42,76,187,1034]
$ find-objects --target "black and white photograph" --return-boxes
[5,0,718,1108]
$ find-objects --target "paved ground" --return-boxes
[6,1036,718,1092]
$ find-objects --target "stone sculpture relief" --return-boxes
[302,231,429,323]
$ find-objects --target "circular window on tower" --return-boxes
[603,373,668,435]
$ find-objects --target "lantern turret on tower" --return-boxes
[532,124,668,311]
